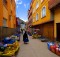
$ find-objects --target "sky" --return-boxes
[15,0,31,22]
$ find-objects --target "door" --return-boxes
[57,23,60,41]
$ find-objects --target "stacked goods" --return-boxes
[32,34,39,39]
[0,41,20,56]
[0,37,19,56]
[47,42,54,50]
[3,47,14,56]
[10,35,17,40]
[13,41,19,49]
[3,37,15,44]
[14,34,20,41]
[50,44,58,53]
[38,35,41,38]
[0,43,7,54]
[56,47,60,56]
[47,42,60,56]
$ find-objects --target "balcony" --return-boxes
[49,0,60,9]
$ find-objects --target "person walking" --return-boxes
[23,31,29,44]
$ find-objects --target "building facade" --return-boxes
[49,0,60,41]
[28,0,33,34]
[0,0,16,40]
[0,0,16,28]
[16,17,26,32]
[30,0,60,41]
[31,0,54,41]
[16,17,21,32]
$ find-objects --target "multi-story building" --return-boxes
[16,17,21,32]
[49,0,60,41]
[31,0,60,41]
[28,0,33,34]
[0,0,16,40]
[25,21,28,31]
[0,0,16,28]
[16,17,26,32]
[28,10,30,32]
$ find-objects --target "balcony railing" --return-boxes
[49,0,60,9]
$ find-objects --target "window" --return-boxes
[36,2,39,9]
[3,0,7,5]
[41,0,44,3]
[3,0,7,8]
[36,14,38,20]
[41,7,46,18]
[3,18,7,27]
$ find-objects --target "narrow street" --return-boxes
[16,34,59,57]
[0,0,60,57]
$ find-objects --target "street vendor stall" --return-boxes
[32,29,41,39]
[0,36,20,57]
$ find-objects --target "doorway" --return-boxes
[56,23,60,41]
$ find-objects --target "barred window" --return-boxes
[3,0,7,5]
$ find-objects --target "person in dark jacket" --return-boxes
[23,31,29,44]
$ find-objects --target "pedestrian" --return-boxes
[23,30,25,35]
[23,31,29,44]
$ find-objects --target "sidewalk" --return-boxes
[16,34,59,57]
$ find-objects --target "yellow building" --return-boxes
[32,0,60,41]
[49,0,60,41]
[32,0,53,25]
[0,0,16,28]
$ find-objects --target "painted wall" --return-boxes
[54,7,60,39]
[3,6,8,27]
[11,0,16,28]
[32,0,51,26]
[7,0,11,28]
[0,0,16,28]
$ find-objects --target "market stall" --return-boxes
[0,35,20,57]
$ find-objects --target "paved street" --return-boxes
[16,34,59,57]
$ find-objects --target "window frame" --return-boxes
[36,2,39,9]
[36,13,38,20]
[3,0,7,6]
[3,18,7,27]
[3,0,7,9]
[41,6,46,18]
